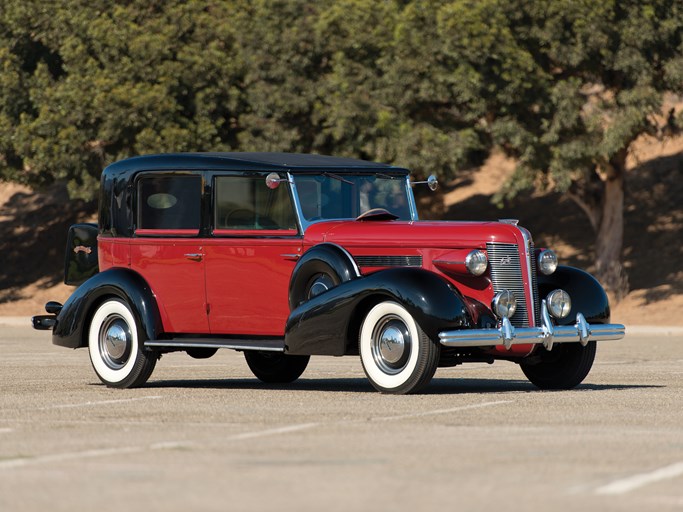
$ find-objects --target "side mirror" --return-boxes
[411,174,438,191]
[265,172,286,189]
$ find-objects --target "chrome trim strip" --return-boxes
[438,301,625,350]
[322,242,361,277]
[516,226,537,326]
[406,175,419,221]
[355,255,422,267]
[287,172,307,233]
[145,338,285,352]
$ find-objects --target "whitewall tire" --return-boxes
[88,298,156,388]
[359,301,439,394]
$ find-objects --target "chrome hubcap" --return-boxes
[99,316,132,370]
[371,315,411,374]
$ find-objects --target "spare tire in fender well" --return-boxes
[288,243,360,310]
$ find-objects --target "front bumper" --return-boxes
[439,299,625,351]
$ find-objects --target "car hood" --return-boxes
[303,219,529,249]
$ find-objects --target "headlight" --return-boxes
[547,289,571,319]
[537,249,558,275]
[492,290,517,319]
[465,250,488,276]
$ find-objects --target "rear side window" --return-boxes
[137,176,201,232]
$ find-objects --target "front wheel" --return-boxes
[520,341,596,390]
[88,298,157,388]
[244,351,310,383]
[359,301,440,394]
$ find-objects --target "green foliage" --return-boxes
[0,0,681,203]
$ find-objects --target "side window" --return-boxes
[214,176,297,232]
[137,175,201,232]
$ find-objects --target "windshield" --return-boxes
[292,173,413,222]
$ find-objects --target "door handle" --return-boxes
[184,253,204,262]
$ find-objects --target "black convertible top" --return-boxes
[99,152,410,237]
[104,152,407,175]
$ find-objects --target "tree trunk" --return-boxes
[594,152,629,300]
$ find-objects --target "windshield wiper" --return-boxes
[323,172,354,186]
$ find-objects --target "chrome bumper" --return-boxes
[439,300,625,351]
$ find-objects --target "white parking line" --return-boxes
[0,441,192,470]
[227,423,320,440]
[595,461,683,495]
[37,396,163,410]
[369,400,515,422]
[0,400,514,470]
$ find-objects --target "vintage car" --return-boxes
[32,152,625,394]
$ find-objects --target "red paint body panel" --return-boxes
[128,238,209,333]
[99,217,535,358]
[101,235,301,336]
[304,220,519,248]
[204,237,302,335]
[304,220,535,356]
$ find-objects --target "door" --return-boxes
[129,174,210,334]
[205,174,301,335]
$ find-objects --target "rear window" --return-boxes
[137,176,201,232]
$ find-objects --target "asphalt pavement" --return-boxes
[1,322,681,511]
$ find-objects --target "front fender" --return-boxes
[53,268,162,349]
[285,267,472,356]
[538,265,611,325]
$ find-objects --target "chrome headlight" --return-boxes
[465,250,488,276]
[492,290,517,319]
[537,249,558,275]
[547,289,571,319]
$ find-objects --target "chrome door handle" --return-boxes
[184,253,204,262]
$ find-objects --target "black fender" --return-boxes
[52,268,163,349]
[538,265,610,325]
[285,267,472,356]
[288,243,360,310]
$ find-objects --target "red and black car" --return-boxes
[33,153,625,394]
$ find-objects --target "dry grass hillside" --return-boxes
[1,135,681,325]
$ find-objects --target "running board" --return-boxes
[144,338,285,352]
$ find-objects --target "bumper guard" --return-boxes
[439,300,625,351]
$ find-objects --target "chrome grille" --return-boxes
[354,255,422,267]
[487,243,530,327]
[529,242,541,323]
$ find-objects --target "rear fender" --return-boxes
[53,268,162,348]
[285,267,472,356]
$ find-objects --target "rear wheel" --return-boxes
[520,341,596,390]
[244,351,310,383]
[359,301,440,394]
[88,298,157,388]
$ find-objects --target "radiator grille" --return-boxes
[487,243,531,327]
[354,255,422,267]
[529,242,541,323]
